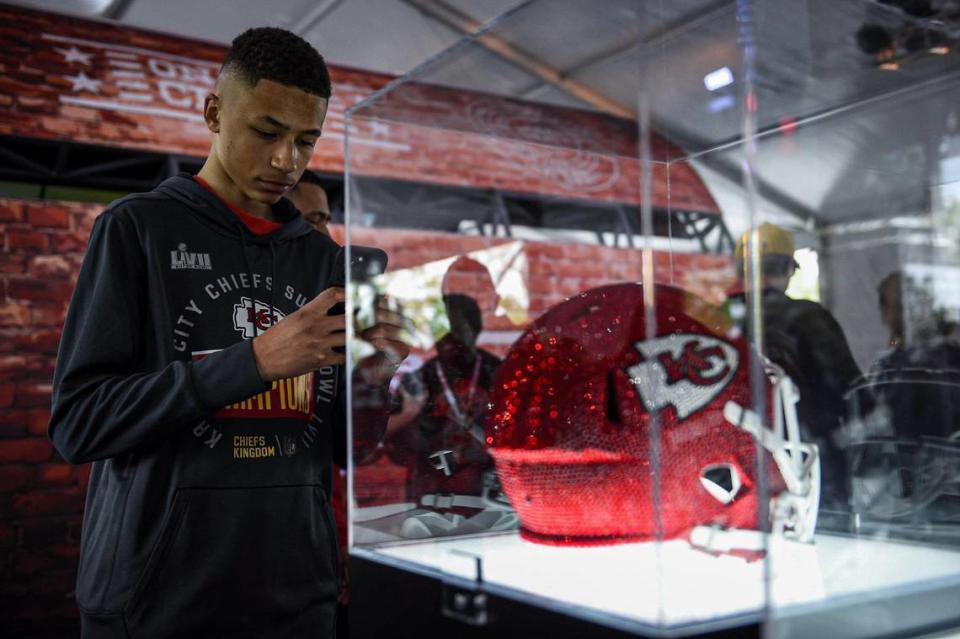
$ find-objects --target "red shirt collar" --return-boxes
[193,175,283,237]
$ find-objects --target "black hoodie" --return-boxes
[50,174,346,638]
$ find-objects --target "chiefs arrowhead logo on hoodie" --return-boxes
[626,334,739,419]
[232,297,285,338]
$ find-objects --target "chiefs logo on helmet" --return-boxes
[232,297,285,338]
[628,334,738,419]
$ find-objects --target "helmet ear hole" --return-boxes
[700,463,743,505]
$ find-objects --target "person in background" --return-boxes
[843,273,960,530]
[727,222,861,514]
[382,256,514,538]
[867,271,960,440]
[287,169,333,236]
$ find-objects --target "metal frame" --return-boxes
[0,134,202,194]
[674,209,736,254]
[478,188,734,254]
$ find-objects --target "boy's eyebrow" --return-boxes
[258,115,321,136]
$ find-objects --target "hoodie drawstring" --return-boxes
[238,227,258,338]
[237,222,280,341]
[268,242,277,331]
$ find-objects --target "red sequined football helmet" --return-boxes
[486,283,819,547]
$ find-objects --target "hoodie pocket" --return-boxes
[124,485,338,638]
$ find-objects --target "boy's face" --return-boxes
[205,76,328,210]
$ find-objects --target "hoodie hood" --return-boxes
[156,173,314,245]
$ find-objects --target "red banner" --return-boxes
[0,5,719,212]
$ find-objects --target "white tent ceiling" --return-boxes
[8,0,526,76]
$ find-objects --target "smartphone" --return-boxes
[329,245,388,287]
[328,245,389,316]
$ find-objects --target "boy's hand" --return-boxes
[252,287,346,382]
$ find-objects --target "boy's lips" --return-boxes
[257,178,294,193]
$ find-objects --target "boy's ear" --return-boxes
[203,92,221,134]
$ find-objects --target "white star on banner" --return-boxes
[56,46,93,65]
[66,71,102,94]
[369,120,391,137]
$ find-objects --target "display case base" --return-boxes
[349,552,761,639]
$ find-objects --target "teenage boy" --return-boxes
[49,27,406,638]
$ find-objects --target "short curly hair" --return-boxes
[221,27,331,98]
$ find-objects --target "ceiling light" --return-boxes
[928,29,951,54]
[703,66,734,92]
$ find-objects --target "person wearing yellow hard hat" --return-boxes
[733,222,800,290]
[728,222,861,522]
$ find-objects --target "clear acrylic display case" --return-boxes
[344,1,960,636]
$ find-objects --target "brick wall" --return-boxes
[0,196,734,633]
[0,198,99,635]
[0,5,719,213]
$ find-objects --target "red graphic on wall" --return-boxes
[0,5,720,212]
